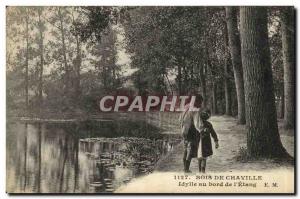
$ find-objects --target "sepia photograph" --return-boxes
[6,5,295,194]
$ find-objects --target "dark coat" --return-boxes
[184,120,218,159]
[184,121,200,159]
[199,121,218,157]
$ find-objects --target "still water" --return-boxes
[6,121,180,193]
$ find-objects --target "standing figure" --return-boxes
[180,94,203,173]
[197,111,219,173]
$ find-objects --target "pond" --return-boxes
[6,121,181,193]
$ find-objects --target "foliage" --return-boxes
[6,6,286,119]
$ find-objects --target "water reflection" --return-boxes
[6,122,180,193]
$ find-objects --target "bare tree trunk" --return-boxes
[231,86,238,116]
[212,82,218,114]
[189,64,194,91]
[75,38,81,96]
[58,8,70,95]
[224,64,232,116]
[281,7,295,129]
[226,6,246,124]
[177,62,182,95]
[240,7,291,159]
[183,64,188,91]
[37,9,44,116]
[71,10,81,99]
[206,49,218,114]
[25,9,29,115]
[279,87,285,119]
[224,23,232,116]
[199,64,207,108]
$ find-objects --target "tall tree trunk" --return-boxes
[279,86,285,119]
[111,58,116,87]
[177,62,182,95]
[206,49,218,114]
[75,38,81,96]
[226,6,246,124]
[224,58,232,115]
[183,64,188,91]
[224,23,232,116]
[189,64,194,91]
[38,9,44,116]
[25,9,29,115]
[224,63,232,116]
[71,10,81,99]
[212,82,218,114]
[281,7,295,129]
[240,7,290,158]
[199,64,207,108]
[58,8,70,95]
[231,86,238,116]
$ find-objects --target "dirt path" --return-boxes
[116,116,294,193]
[156,116,294,173]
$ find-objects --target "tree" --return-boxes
[240,7,290,158]
[268,8,284,119]
[25,9,30,114]
[199,59,207,107]
[203,8,225,114]
[89,26,122,92]
[225,6,246,124]
[206,48,219,114]
[71,8,82,99]
[123,7,214,96]
[36,7,45,115]
[58,7,71,95]
[281,7,295,129]
[7,6,293,126]
[6,7,36,115]
[47,7,80,110]
[223,23,232,116]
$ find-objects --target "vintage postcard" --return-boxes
[6,6,295,194]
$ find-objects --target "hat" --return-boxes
[200,111,210,121]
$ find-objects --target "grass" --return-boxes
[234,146,252,163]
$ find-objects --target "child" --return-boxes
[197,111,219,173]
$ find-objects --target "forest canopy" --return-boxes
[6,6,294,132]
